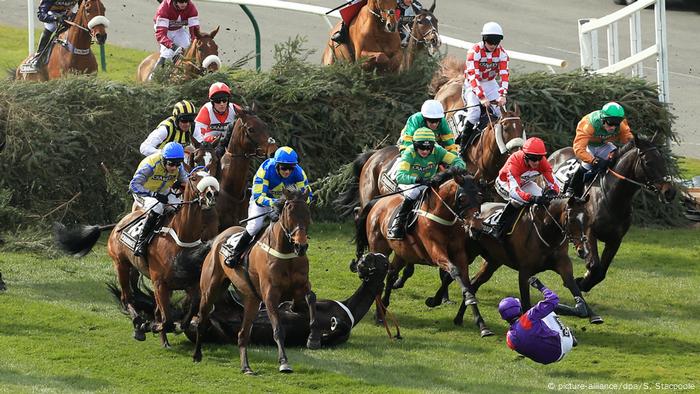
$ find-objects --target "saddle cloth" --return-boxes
[220,231,246,260]
[119,216,148,252]
[553,158,582,190]
[379,156,401,194]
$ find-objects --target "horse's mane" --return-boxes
[429,55,464,95]
[617,139,637,156]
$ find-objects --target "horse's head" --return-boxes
[184,168,220,211]
[412,9,441,56]
[350,252,389,283]
[77,0,109,45]
[369,0,399,33]
[433,167,482,219]
[193,137,220,175]
[617,135,676,203]
[562,195,590,259]
[192,27,222,73]
[493,104,526,154]
[230,103,278,159]
[276,188,311,256]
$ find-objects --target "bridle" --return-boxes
[417,178,480,226]
[271,198,308,255]
[605,145,664,194]
[368,4,397,25]
[530,201,587,249]
[409,14,440,48]
[176,36,218,76]
[228,117,277,160]
[65,0,108,43]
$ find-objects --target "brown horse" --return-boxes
[548,136,676,292]
[191,189,320,374]
[190,138,221,179]
[53,170,220,347]
[322,0,402,72]
[354,169,493,336]
[401,4,441,70]
[428,197,602,331]
[137,26,221,82]
[17,0,109,81]
[216,104,278,231]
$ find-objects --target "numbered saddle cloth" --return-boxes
[219,231,246,260]
[379,156,402,194]
[553,158,581,190]
[119,216,148,252]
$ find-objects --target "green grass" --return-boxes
[678,157,700,179]
[1,24,150,83]
[1,223,698,393]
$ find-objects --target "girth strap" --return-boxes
[414,209,458,226]
[256,241,298,259]
[156,227,202,248]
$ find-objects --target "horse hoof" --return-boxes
[279,363,293,373]
[480,329,495,337]
[133,330,146,342]
[425,297,439,308]
[391,280,405,289]
[464,297,477,306]
[441,297,454,305]
[242,368,256,376]
[306,339,322,350]
[453,317,464,326]
[589,315,604,325]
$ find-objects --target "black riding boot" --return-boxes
[225,231,254,268]
[459,121,476,151]
[31,29,53,65]
[147,57,167,81]
[387,197,415,240]
[134,211,160,257]
[488,202,518,240]
[331,22,349,44]
[564,166,586,197]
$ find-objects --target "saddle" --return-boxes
[118,212,168,253]
[482,204,526,235]
[387,187,429,235]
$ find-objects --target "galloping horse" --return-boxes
[54,170,220,347]
[192,189,319,374]
[429,197,602,330]
[354,169,493,336]
[216,104,278,231]
[549,135,676,292]
[17,0,109,81]
[322,0,402,72]
[401,3,441,70]
[137,26,221,82]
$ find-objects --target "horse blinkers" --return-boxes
[637,147,676,203]
[455,176,481,218]
[84,0,109,45]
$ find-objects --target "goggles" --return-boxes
[278,164,296,172]
[165,160,182,167]
[177,116,195,123]
[414,141,435,151]
[603,117,623,126]
[483,35,502,45]
[175,0,189,4]
[424,118,441,124]
[524,154,543,162]
[211,96,229,104]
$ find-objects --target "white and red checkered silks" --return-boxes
[461,42,510,125]
[153,0,201,60]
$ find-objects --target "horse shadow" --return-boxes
[0,367,109,392]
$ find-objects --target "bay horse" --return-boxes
[354,168,494,336]
[401,4,441,70]
[321,0,402,72]
[17,0,109,81]
[548,135,676,292]
[111,252,389,347]
[216,103,278,231]
[192,189,319,374]
[53,170,220,347]
[137,26,222,82]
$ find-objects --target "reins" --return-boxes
[374,295,401,339]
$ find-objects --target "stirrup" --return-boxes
[224,254,239,268]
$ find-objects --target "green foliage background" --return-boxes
[0,41,687,236]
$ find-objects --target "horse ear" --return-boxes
[211,26,220,38]
[429,0,436,12]
[514,101,520,116]
[250,101,259,113]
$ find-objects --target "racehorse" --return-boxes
[548,135,676,292]
[189,137,221,179]
[137,26,222,82]
[53,169,220,347]
[216,103,278,231]
[110,252,389,347]
[354,168,494,337]
[191,189,320,374]
[16,0,109,81]
[401,4,441,70]
[321,0,402,72]
[429,197,602,330]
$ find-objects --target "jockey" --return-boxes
[225,146,313,267]
[331,0,365,44]
[490,137,559,239]
[499,276,577,365]
[193,82,238,156]
[566,102,634,196]
[459,21,510,147]
[129,142,188,257]
[149,0,201,79]
[140,100,197,157]
[398,100,459,153]
[389,128,466,239]
[397,0,424,47]
[29,0,79,67]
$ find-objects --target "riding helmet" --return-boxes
[498,297,522,322]
[172,100,197,122]
[522,137,547,156]
[208,82,232,101]
[481,21,504,44]
[421,100,445,119]
[274,146,299,164]
[601,102,625,125]
[413,127,437,151]
[162,141,185,160]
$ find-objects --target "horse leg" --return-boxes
[459,259,501,336]
[377,256,404,324]
[305,290,322,350]
[116,263,146,341]
[192,256,228,363]
[238,296,259,375]
[518,270,532,310]
[264,289,292,373]
[576,233,600,291]
[392,264,414,289]
[152,281,173,348]
[554,259,604,324]
[579,238,621,292]
[426,269,453,308]
[444,262,477,307]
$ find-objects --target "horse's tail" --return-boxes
[334,150,376,218]
[53,222,116,257]
[353,200,377,258]
[429,55,465,95]
[171,241,213,284]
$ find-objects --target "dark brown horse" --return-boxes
[192,189,319,374]
[54,170,220,347]
[354,169,493,336]
[17,0,109,81]
[548,136,676,292]
[137,26,221,82]
[322,0,402,72]
[216,104,278,231]
[401,4,441,70]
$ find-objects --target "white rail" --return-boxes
[198,0,568,71]
[578,0,669,102]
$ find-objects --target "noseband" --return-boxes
[369,7,396,24]
[531,203,587,249]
